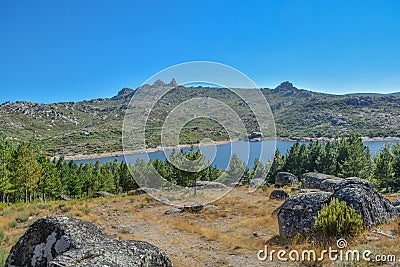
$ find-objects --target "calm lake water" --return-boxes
[74,140,396,170]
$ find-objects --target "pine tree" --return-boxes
[374,144,395,192]
[0,135,13,203]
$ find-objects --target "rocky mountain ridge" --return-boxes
[1,80,400,156]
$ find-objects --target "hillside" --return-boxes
[1,80,400,156]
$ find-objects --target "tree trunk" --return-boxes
[43,192,47,203]
[25,189,28,203]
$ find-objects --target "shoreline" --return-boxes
[62,136,400,161]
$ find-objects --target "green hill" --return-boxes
[1,80,400,156]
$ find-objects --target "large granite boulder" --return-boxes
[269,190,289,200]
[276,177,399,237]
[330,178,398,228]
[301,172,343,192]
[5,216,173,267]
[276,192,332,238]
[275,172,298,186]
[392,199,400,207]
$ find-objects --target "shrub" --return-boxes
[15,213,29,223]
[315,198,364,238]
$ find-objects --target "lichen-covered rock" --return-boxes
[93,191,114,198]
[133,187,161,195]
[276,192,332,238]
[319,178,343,192]
[193,181,227,190]
[301,172,342,191]
[276,176,399,237]
[275,172,298,186]
[392,199,400,207]
[330,178,398,228]
[269,190,289,200]
[249,178,265,187]
[181,202,204,213]
[5,216,173,267]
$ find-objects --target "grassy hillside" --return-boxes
[1,80,400,156]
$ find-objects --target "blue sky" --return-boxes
[1,0,400,103]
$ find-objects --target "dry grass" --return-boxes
[0,187,399,266]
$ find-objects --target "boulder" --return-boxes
[269,190,289,200]
[134,187,161,195]
[276,192,332,238]
[291,187,307,193]
[59,195,71,201]
[249,178,265,187]
[301,172,342,191]
[181,203,204,213]
[93,191,114,198]
[276,177,399,237]
[5,216,173,267]
[392,199,400,207]
[330,178,399,228]
[275,172,298,186]
[193,181,227,190]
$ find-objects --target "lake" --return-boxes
[74,140,397,170]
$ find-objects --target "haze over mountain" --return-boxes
[1,81,400,156]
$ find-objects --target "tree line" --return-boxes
[267,134,400,192]
[1,133,399,204]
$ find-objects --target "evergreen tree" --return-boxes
[266,150,285,184]
[374,144,395,192]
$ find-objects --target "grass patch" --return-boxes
[7,221,17,229]
[0,248,9,267]
[15,213,29,223]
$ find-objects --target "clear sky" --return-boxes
[1,0,400,103]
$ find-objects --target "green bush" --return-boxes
[15,213,29,223]
[7,221,17,229]
[315,198,364,238]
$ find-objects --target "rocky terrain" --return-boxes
[1,185,400,266]
[2,80,400,156]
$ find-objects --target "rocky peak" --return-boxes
[117,87,134,96]
[275,81,296,91]
[153,79,166,87]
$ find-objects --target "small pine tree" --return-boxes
[315,198,364,238]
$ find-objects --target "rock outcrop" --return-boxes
[276,192,332,238]
[392,199,400,207]
[93,191,114,198]
[269,190,289,200]
[330,178,398,228]
[276,176,399,237]
[5,216,173,267]
[275,172,298,186]
[301,172,343,192]
[193,181,227,190]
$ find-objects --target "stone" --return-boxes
[301,172,342,191]
[5,216,173,267]
[276,192,332,238]
[181,203,204,213]
[330,178,399,228]
[276,177,399,237]
[93,191,114,198]
[134,187,161,195]
[269,190,289,200]
[193,180,227,190]
[392,199,400,207]
[275,172,298,186]
[249,178,265,187]
[59,195,71,201]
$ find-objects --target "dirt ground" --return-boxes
[1,187,400,266]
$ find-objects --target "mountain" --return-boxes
[1,81,400,156]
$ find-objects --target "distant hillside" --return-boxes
[1,80,400,156]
